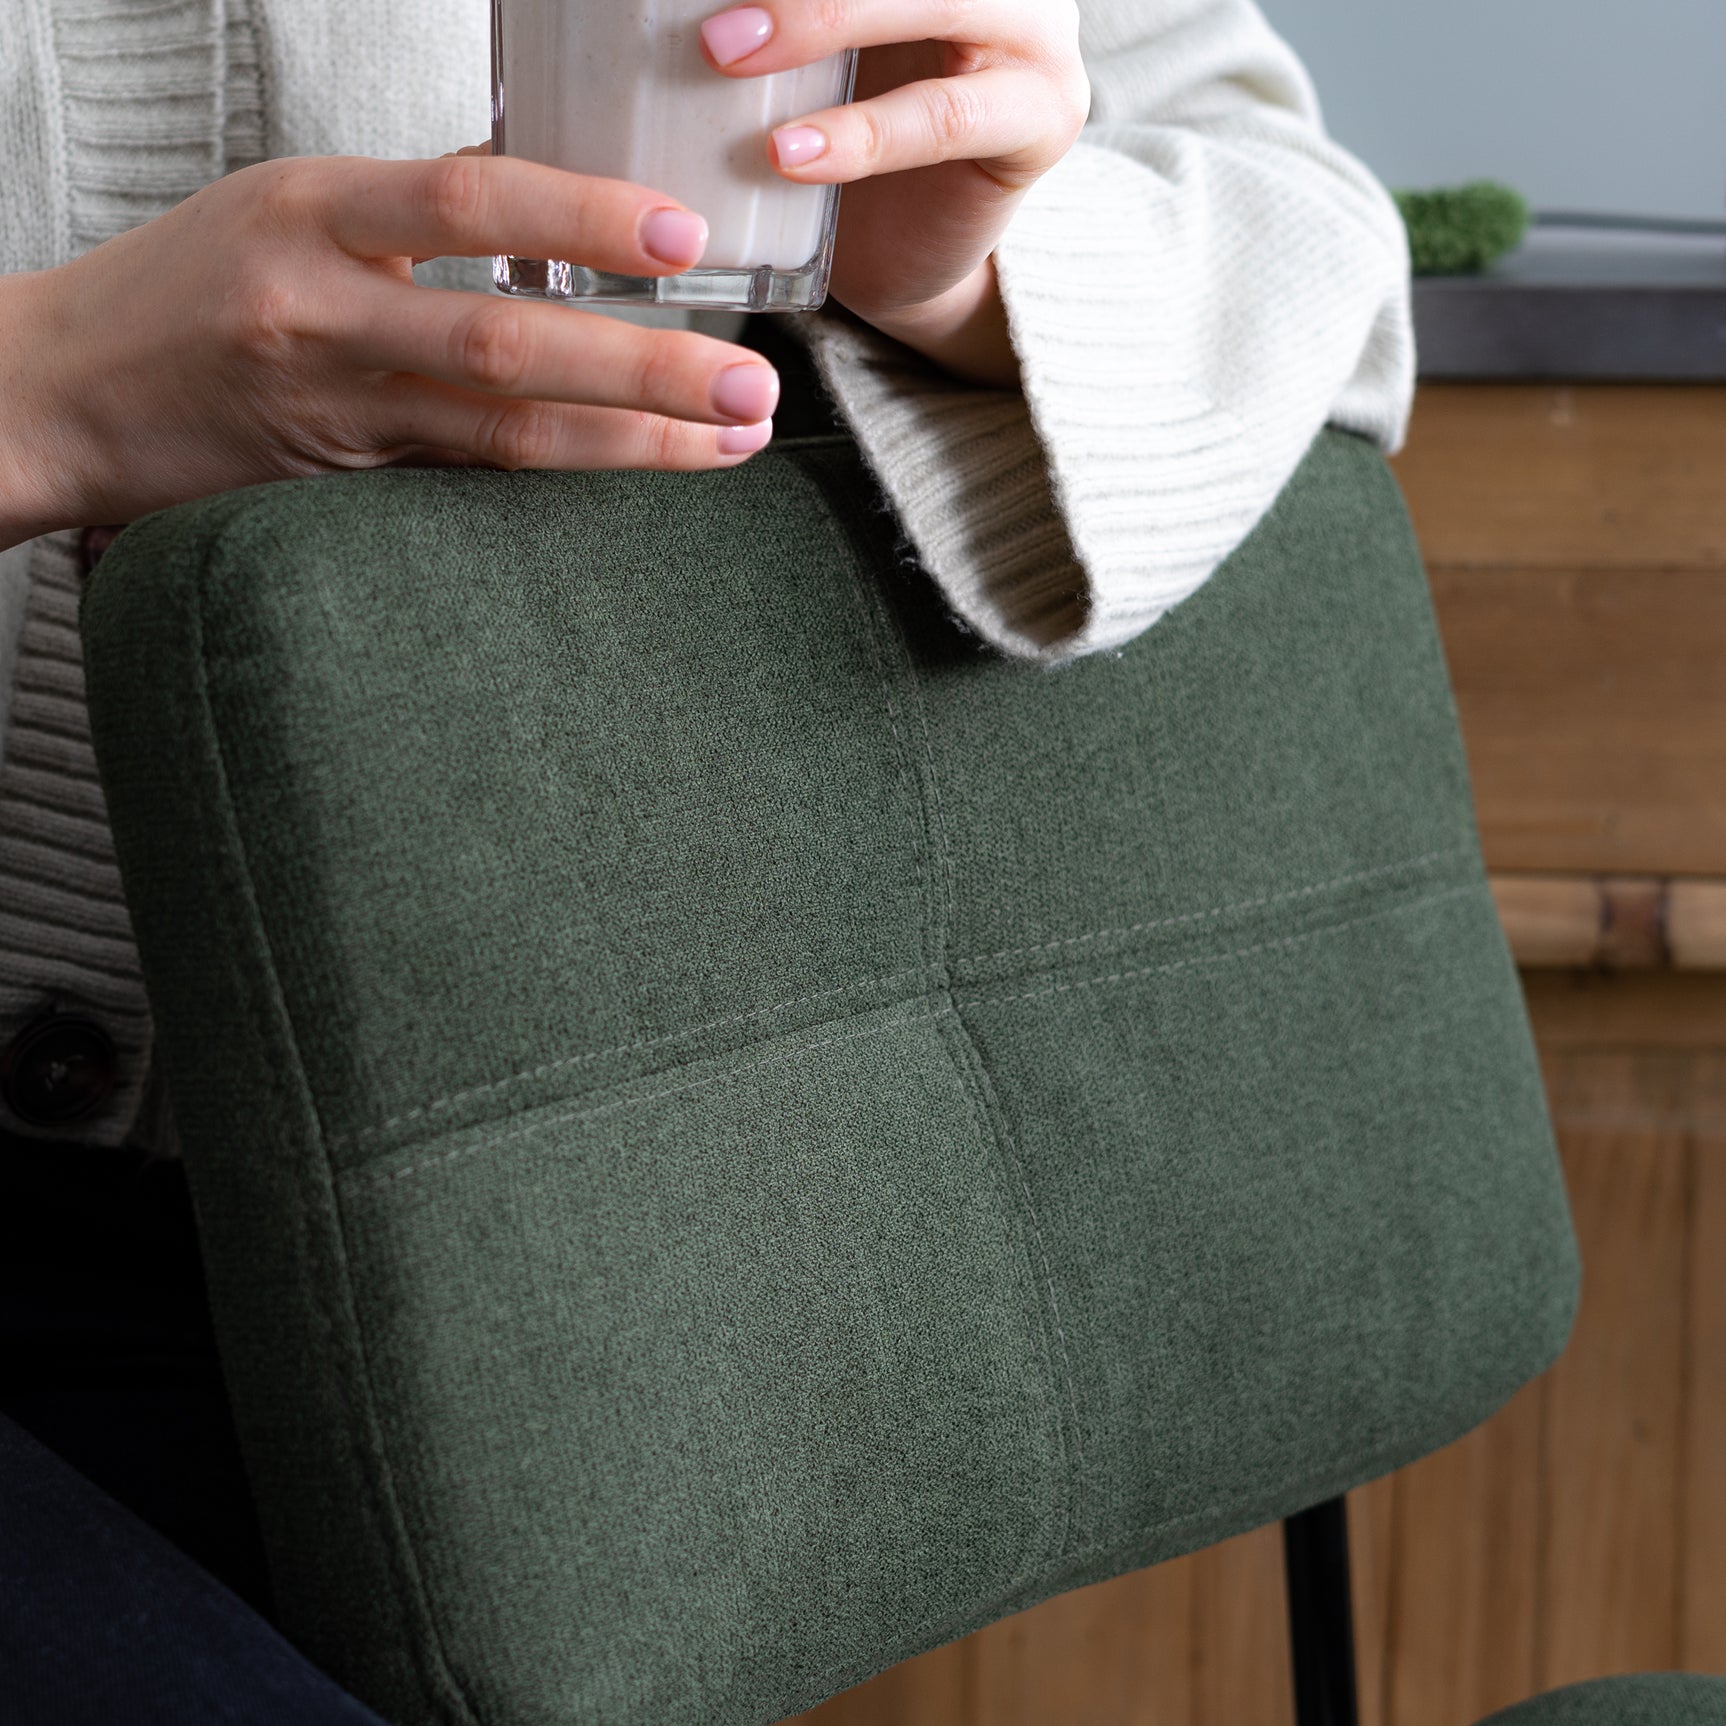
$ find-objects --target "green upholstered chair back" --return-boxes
[83,425,1578,1726]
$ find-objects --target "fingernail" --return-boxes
[710,364,780,424]
[640,208,708,267]
[718,418,773,456]
[700,6,774,67]
[771,125,828,169]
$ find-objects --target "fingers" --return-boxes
[699,0,1035,70]
[413,142,495,261]
[768,67,1059,186]
[310,154,712,276]
[695,0,1088,187]
[335,283,781,426]
[383,380,775,473]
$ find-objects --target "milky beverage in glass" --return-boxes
[491,0,856,310]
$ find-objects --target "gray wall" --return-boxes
[1266,0,1726,223]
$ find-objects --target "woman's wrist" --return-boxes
[0,270,96,550]
[849,257,1021,391]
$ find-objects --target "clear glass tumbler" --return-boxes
[490,0,857,311]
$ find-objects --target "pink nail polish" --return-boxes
[700,6,774,67]
[640,208,709,267]
[770,125,828,169]
[718,419,773,457]
[710,364,780,424]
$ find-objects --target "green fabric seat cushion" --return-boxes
[1479,1677,1726,1725]
[83,428,1579,1726]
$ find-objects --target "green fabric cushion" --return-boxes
[1479,1677,1726,1725]
[83,427,1579,1726]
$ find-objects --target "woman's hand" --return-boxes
[699,0,1090,385]
[0,154,782,550]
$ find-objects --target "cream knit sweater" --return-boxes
[0,0,1414,1146]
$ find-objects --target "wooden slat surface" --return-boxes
[1391,385,1726,571]
[1381,1387,1544,1726]
[966,1559,1185,1726]
[1682,1057,1726,1676]
[802,1638,971,1725]
[1182,1527,1292,1726]
[1350,1475,1395,1726]
[1396,385,1726,878]
[1428,566,1726,875]
[1491,875,1726,970]
[1671,885,1726,970]
[1524,973,1726,1051]
[1538,1060,1689,1687]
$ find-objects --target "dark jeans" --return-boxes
[0,1133,386,1724]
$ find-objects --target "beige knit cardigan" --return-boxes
[0,0,1414,1145]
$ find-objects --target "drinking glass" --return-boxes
[491,0,857,311]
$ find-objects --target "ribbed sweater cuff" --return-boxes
[798,312,1091,662]
[52,0,225,255]
[802,137,1410,665]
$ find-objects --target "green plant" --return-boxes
[1393,181,1530,276]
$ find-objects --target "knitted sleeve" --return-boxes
[0,1,64,274]
[798,0,1416,662]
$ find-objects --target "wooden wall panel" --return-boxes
[1538,1069,1689,1687]
[799,1527,1300,1726]
[1391,386,1726,571]
[959,1526,1293,1726]
[1683,1065,1726,1676]
[1350,1475,1396,1726]
[1426,567,1726,876]
[1524,974,1726,1052]
[1398,385,1726,881]
[1492,876,1726,972]
[1183,1527,1292,1726]
[1379,1386,1544,1726]
[966,1558,1192,1726]
[799,1639,972,1726]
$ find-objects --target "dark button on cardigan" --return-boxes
[0,1013,119,1127]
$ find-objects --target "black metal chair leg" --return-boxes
[1283,1494,1360,1726]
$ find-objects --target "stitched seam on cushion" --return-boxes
[958,882,1484,1011]
[328,965,930,1149]
[932,922,1086,1563]
[922,1409,1541,1663]
[772,1055,1572,1707]
[946,879,1485,1565]
[836,498,1077,1591]
[335,996,1078,1665]
[326,847,1472,1149]
[950,845,1473,972]
[849,569,1080,1588]
[866,606,938,985]
[190,570,487,1726]
[943,1017,1087,1484]
[344,1005,939,1193]
[336,876,1492,1183]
